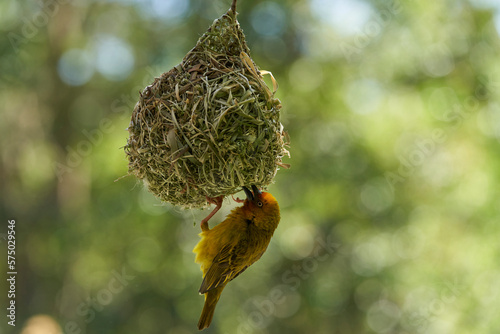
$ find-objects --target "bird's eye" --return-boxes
[257,201,263,207]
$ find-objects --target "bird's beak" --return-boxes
[242,186,254,201]
[242,185,261,201]
[251,185,261,197]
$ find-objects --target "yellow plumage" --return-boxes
[193,185,280,330]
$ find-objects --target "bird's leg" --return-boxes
[200,195,224,232]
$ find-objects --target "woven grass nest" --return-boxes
[125,6,289,209]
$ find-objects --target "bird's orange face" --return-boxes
[242,186,280,231]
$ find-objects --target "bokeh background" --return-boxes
[2,0,500,333]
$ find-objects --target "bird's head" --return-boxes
[242,185,280,231]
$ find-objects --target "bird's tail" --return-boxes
[198,287,224,330]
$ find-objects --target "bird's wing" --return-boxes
[199,243,248,294]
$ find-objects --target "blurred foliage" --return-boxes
[1,0,500,333]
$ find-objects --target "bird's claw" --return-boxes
[231,194,245,203]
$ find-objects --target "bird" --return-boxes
[193,185,281,330]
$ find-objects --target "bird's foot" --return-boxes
[231,194,245,203]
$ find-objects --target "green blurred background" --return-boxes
[2,0,500,333]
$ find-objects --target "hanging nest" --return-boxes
[125,6,289,209]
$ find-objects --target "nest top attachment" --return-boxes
[125,7,288,209]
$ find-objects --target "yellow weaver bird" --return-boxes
[193,185,281,330]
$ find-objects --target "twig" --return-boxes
[231,0,237,14]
